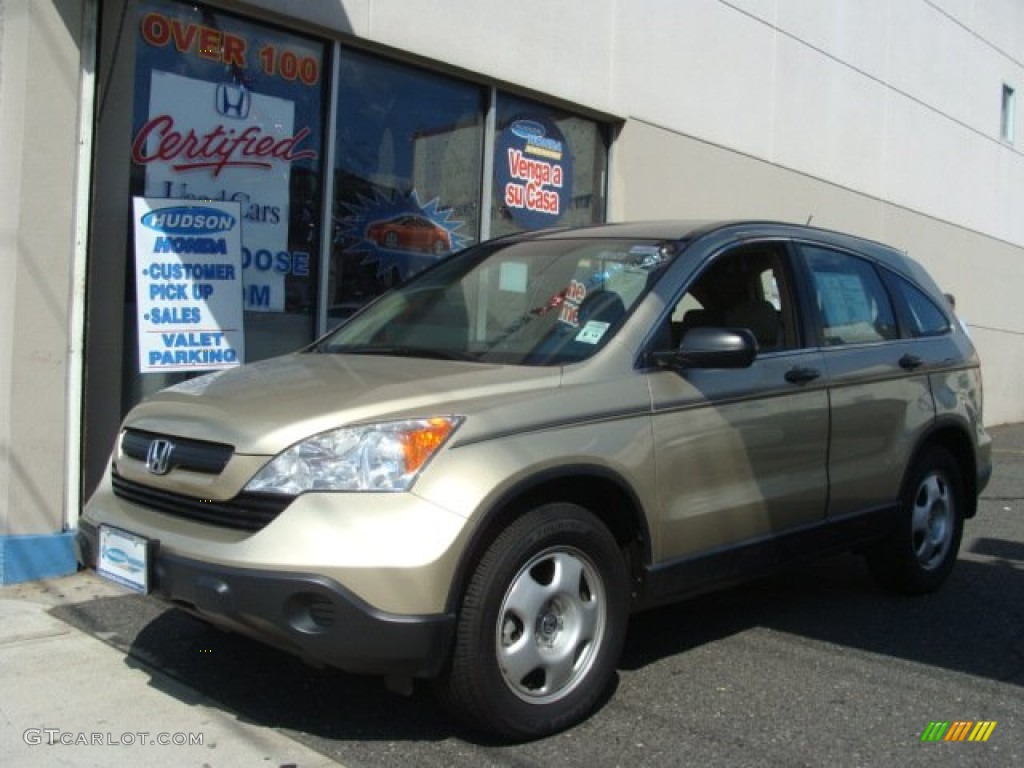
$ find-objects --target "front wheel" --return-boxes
[435,503,630,741]
[866,445,964,594]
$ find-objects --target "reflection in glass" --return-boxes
[330,49,485,321]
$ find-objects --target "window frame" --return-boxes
[655,239,808,357]
[1001,83,1016,143]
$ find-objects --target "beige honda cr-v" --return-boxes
[78,220,991,740]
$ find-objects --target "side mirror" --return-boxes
[653,327,757,370]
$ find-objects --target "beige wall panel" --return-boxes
[883,95,1023,246]
[771,0,891,80]
[771,33,888,194]
[612,0,777,160]
[930,0,1024,73]
[1,0,82,534]
[612,119,886,237]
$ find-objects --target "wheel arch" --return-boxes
[907,419,979,518]
[444,465,652,615]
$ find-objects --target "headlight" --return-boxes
[245,416,462,494]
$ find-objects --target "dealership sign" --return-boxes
[132,198,244,373]
[496,117,573,229]
[135,70,312,312]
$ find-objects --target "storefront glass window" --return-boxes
[329,49,486,321]
[491,93,608,239]
[126,0,327,402]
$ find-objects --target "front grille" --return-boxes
[111,470,292,532]
[121,429,233,475]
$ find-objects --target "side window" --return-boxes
[887,274,952,337]
[802,246,898,346]
[668,244,798,352]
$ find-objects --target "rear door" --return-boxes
[796,243,936,517]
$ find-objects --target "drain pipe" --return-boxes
[64,0,99,532]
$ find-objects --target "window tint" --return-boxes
[668,244,797,351]
[802,246,898,346]
[889,275,951,337]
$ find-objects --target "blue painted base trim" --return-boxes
[0,532,78,585]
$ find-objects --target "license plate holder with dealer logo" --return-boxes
[97,525,155,594]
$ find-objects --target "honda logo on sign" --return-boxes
[146,439,175,475]
[216,83,250,119]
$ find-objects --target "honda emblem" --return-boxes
[145,439,175,475]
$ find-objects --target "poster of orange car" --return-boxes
[366,214,451,254]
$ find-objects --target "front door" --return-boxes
[649,242,829,563]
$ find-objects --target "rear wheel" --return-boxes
[866,445,964,594]
[436,503,629,741]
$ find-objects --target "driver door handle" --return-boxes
[899,354,924,370]
[785,366,821,384]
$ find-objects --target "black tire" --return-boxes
[866,445,964,594]
[435,503,630,741]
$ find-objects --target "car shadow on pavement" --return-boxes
[620,547,1024,688]
[51,594,461,740]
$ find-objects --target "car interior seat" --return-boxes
[725,299,781,350]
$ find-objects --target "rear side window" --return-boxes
[887,274,951,337]
[801,246,898,346]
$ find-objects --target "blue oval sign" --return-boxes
[141,206,236,235]
[509,119,546,140]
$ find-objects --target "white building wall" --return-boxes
[0,0,81,552]
[257,1,1023,244]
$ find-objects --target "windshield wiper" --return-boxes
[325,344,479,362]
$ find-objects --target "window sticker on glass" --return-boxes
[575,320,610,344]
[558,278,588,326]
[499,262,529,293]
[817,273,871,325]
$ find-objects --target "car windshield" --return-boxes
[317,236,680,365]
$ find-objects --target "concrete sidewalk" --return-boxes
[0,571,337,768]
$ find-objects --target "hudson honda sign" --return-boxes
[132,199,245,373]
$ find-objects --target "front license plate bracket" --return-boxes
[97,525,156,594]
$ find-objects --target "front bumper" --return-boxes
[76,521,455,678]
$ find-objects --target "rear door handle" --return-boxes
[899,354,923,370]
[785,366,821,384]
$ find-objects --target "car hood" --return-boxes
[124,352,562,455]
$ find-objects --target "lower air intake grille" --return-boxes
[111,470,291,532]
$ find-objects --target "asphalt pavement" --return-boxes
[2,422,1022,768]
